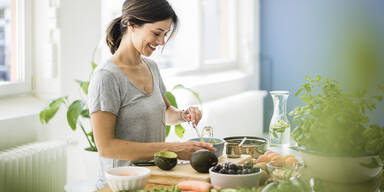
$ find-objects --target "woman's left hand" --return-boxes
[182,106,202,127]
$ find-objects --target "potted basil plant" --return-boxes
[289,75,384,183]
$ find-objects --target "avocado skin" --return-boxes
[154,152,177,170]
[190,149,219,173]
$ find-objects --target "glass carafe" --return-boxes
[269,91,291,147]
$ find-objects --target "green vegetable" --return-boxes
[290,76,384,157]
[154,151,178,170]
[190,149,218,173]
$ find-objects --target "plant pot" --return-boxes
[81,149,100,184]
[299,150,383,184]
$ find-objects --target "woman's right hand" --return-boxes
[171,141,216,160]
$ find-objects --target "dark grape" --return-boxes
[229,163,238,171]
[212,164,222,172]
[228,169,236,174]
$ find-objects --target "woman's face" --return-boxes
[129,18,173,57]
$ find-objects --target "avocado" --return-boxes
[154,151,178,170]
[190,149,218,173]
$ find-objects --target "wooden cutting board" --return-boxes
[147,155,252,185]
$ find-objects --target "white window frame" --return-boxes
[160,0,257,77]
[0,0,32,97]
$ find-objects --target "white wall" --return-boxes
[0,0,102,184]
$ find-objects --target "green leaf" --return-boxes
[81,109,90,118]
[49,97,67,108]
[172,84,185,90]
[305,76,311,80]
[39,97,67,125]
[76,80,90,95]
[165,125,171,137]
[295,88,304,96]
[175,124,185,138]
[39,107,60,124]
[67,100,86,131]
[165,91,178,108]
[315,75,322,81]
[304,83,311,92]
[87,131,95,144]
[91,61,98,71]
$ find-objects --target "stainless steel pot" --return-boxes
[224,136,268,158]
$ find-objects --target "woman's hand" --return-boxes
[182,106,202,127]
[172,141,216,160]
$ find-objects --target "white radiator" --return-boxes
[0,140,67,192]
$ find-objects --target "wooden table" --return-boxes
[96,155,252,192]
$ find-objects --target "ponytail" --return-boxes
[106,16,125,54]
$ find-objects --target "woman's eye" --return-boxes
[153,33,160,36]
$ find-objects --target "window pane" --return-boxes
[203,0,235,62]
[150,0,199,70]
[0,0,16,83]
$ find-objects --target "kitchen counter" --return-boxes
[96,155,252,192]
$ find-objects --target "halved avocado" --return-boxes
[190,149,218,173]
[154,151,178,170]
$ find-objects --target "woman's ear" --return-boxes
[127,22,135,32]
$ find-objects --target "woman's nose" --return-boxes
[157,36,165,45]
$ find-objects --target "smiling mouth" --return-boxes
[149,44,156,50]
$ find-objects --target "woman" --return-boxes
[88,0,215,189]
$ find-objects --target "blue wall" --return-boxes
[260,0,384,133]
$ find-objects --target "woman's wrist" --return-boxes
[178,110,186,122]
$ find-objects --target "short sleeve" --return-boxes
[88,70,121,115]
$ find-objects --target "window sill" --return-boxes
[0,94,45,120]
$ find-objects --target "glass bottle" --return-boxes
[201,126,213,138]
[269,91,291,147]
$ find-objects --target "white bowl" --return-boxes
[106,166,151,192]
[209,167,262,188]
[300,151,383,183]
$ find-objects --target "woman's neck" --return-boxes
[113,35,141,67]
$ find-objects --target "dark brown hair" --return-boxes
[106,0,178,54]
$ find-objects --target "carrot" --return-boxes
[177,180,213,192]
[256,155,271,163]
[264,151,275,156]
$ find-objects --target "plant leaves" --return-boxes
[165,125,171,137]
[67,100,86,131]
[165,91,178,108]
[295,88,304,96]
[87,131,95,144]
[81,109,90,118]
[175,124,185,139]
[172,84,185,90]
[91,61,98,71]
[76,80,90,95]
[39,97,67,125]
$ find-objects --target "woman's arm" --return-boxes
[92,111,214,161]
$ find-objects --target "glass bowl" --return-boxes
[266,160,303,181]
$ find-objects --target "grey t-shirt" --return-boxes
[88,57,167,189]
